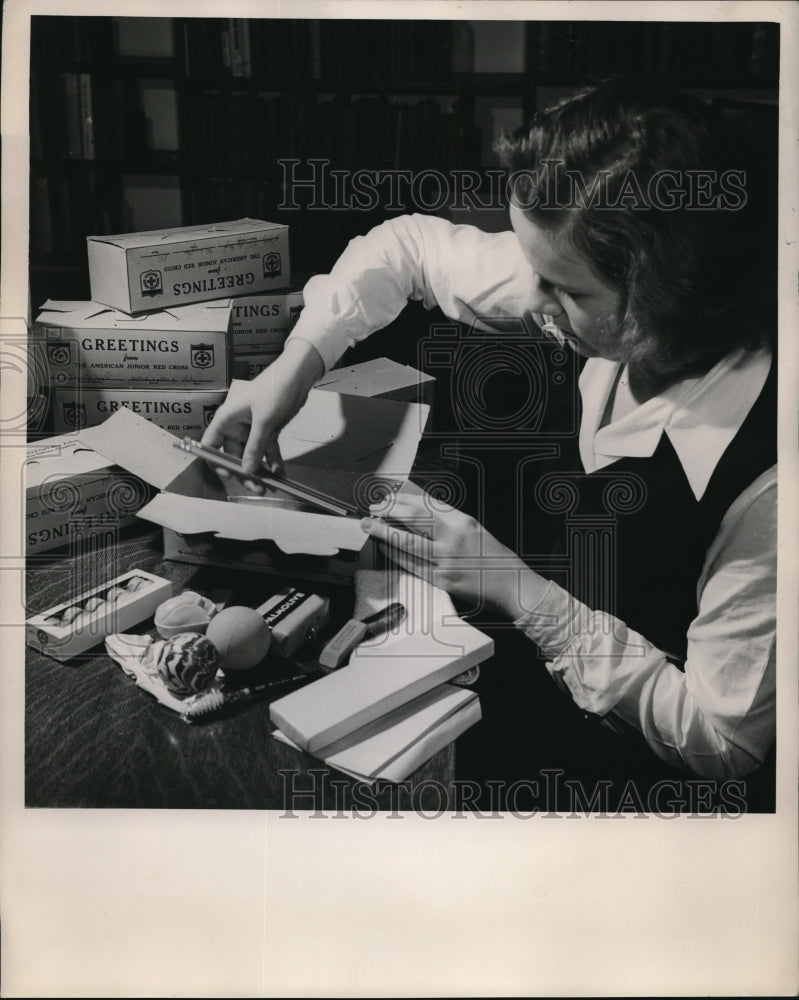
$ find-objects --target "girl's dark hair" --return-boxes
[496,77,776,382]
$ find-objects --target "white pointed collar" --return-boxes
[578,347,772,500]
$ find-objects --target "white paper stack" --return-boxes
[270,573,491,781]
[273,684,480,784]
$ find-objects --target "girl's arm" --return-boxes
[364,467,776,780]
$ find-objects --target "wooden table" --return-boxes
[25,523,455,811]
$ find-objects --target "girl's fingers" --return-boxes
[372,541,435,583]
[263,437,285,477]
[362,518,437,563]
[369,499,437,537]
[221,435,246,461]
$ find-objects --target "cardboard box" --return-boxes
[52,387,228,437]
[313,358,436,407]
[230,290,304,352]
[33,299,233,389]
[26,434,152,555]
[26,569,173,662]
[231,351,281,381]
[73,383,430,586]
[87,218,290,313]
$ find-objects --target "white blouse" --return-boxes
[287,213,777,778]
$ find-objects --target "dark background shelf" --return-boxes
[29,15,779,310]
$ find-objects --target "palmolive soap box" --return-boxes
[32,299,232,389]
[26,434,153,555]
[229,290,304,352]
[52,387,228,437]
[87,219,290,313]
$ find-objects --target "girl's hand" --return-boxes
[361,488,547,617]
[201,339,324,492]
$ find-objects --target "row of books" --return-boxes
[182,18,471,83]
[31,71,484,171]
[29,167,417,278]
[30,172,128,261]
[182,179,383,275]
[181,91,482,172]
[533,21,779,82]
[30,72,149,161]
[30,15,117,65]
[28,171,367,285]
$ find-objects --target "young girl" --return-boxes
[203,79,776,810]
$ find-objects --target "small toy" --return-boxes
[146,632,220,696]
[154,590,217,639]
[206,606,272,671]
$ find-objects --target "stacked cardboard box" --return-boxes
[33,218,297,436]
[229,289,305,380]
[28,218,299,551]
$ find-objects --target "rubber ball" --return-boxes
[206,606,271,671]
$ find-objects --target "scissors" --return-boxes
[173,437,360,518]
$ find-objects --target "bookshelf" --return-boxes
[28,16,779,309]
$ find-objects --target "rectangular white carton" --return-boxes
[26,569,173,662]
[33,299,232,389]
[52,387,228,437]
[229,289,304,352]
[26,434,151,555]
[87,218,290,313]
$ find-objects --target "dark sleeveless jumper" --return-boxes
[453,348,777,813]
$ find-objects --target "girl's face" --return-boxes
[509,203,625,361]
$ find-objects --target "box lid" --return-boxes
[75,386,429,558]
[35,299,232,333]
[26,435,115,491]
[87,218,284,250]
[314,358,435,398]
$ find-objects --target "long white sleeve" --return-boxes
[514,467,777,779]
[284,211,776,780]
[287,213,536,371]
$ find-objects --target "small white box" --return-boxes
[87,218,290,313]
[256,588,330,657]
[52,387,228,437]
[26,569,173,662]
[26,434,151,555]
[33,299,233,389]
[229,290,304,352]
